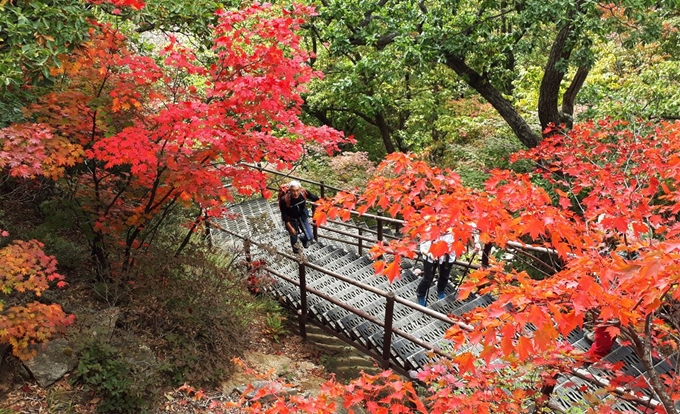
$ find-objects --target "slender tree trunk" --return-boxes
[639,316,679,414]
[90,232,110,281]
[538,21,573,134]
[561,66,589,129]
[175,209,203,257]
[624,321,678,414]
[375,112,397,153]
[538,0,590,134]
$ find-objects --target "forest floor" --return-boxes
[0,287,380,414]
[0,193,381,413]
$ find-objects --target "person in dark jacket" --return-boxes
[279,180,319,253]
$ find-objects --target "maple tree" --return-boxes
[1,2,347,279]
[308,119,680,412]
[0,232,74,359]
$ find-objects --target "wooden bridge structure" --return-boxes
[210,168,675,413]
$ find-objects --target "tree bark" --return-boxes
[444,54,541,148]
[560,66,589,129]
[90,232,110,281]
[639,315,679,414]
[538,21,573,134]
[375,112,397,153]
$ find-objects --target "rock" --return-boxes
[123,343,157,381]
[23,338,78,387]
[79,307,121,341]
[90,308,120,341]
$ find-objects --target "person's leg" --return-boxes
[289,231,300,253]
[286,220,302,253]
[297,216,313,247]
[299,215,313,243]
[416,260,435,306]
[436,261,454,299]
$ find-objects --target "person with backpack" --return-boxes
[279,180,319,253]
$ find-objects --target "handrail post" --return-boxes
[376,214,384,260]
[298,259,308,340]
[312,207,318,242]
[358,227,363,256]
[244,239,252,270]
[481,243,492,268]
[381,292,396,370]
[314,180,323,242]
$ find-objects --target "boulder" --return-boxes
[78,307,120,341]
[23,338,78,387]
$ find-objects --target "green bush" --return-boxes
[74,342,146,414]
[31,232,88,271]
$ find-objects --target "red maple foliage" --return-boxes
[170,121,680,413]
[310,119,680,412]
[0,234,74,359]
[2,3,347,278]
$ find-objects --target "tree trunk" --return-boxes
[538,21,573,134]
[375,112,397,153]
[175,209,203,257]
[444,54,541,148]
[90,233,110,281]
[560,66,589,129]
[639,316,679,414]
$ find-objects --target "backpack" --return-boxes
[278,184,307,208]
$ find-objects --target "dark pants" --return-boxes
[416,260,453,298]
[288,215,313,252]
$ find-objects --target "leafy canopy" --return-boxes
[1,3,348,277]
[315,119,680,412]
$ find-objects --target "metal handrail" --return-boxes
[244,162,405,226]
[240,162,347,195]
[215,224,472,372]
[242,162,563,257]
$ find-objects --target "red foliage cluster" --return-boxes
[0,3,347,358]
[313,119,680,412]
[2,4,347,277]
[0,237,74,359]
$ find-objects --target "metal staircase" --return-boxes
[210,197,676,413]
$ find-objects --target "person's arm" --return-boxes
[306,191,320,202]
[285,221,296,234]
[443,234,456,262]
[279,198,296,234]
[420,240,433,262]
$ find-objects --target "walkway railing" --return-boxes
[220,225,472,376]
[215,167,672,413]
[241,162,556,267]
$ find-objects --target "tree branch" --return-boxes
[560,66,589,128]
[443,53,540,148]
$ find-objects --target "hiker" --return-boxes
[279,180,319,253]
[416,232,456,307]
[586,319,619,360]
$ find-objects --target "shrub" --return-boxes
[74,342,146,414]
[127,246,256,387]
